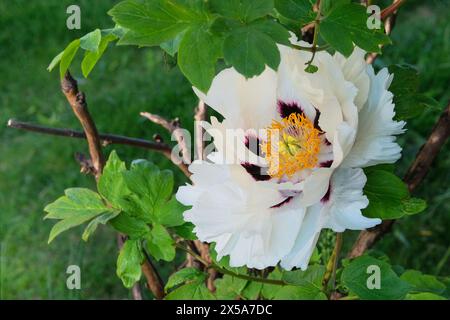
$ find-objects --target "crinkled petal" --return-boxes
[323,167,381,232]
[342,67,406,168]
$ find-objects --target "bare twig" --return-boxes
[348,102,450,258]
[6,119,193,178]
[194,100,207,160]
[7,119,171,153]
[380,0,406,20]
[140,112,191,177]
[142,251,165,300]
[366,0,403,64]
[61,72,104,179]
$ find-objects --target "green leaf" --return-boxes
[401,197,427,216]
[172,222,196,240]
[47,216,92,244]
[122,160,174,222]
[160,31,185,56]
[178,26,223,92]
[59,39,80,78]
[274,265,327,300]
[388,64,438,120]
[210,0,274,22]
[405,292,447,300]
[108,0,206,47]
[44,188,108,219]
[241,282,263,300]
[400,270,446,295]
[145,224,175,261]
[97,150,130,207]
[165,280,216,300]
[321,0,350,15]
[116,239,144,288]
[81,33,117,77]
[274,0,314,23]
[109,213,150,238]
[261,268,283,299]
[305,64,318,73]
[82,210,120,241]
[320,3,391,57]
[214,275,248,300]
[249,19,291,46]
[223,25,280,78]
[47,51,63,71]
[157,197,187,227]
[362,170,409,219]
[80,29,102,52]
[44,188,113,243]
[282,265,325,288]
[274,285,328,300]
[165,268,206,291]
[342,255,411,300]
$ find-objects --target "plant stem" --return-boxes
[175,243,288,286]
[304,0,323,68]
[291,43,330,52]
[338,295,359,300]
[323,232,343,291]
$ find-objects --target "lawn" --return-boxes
[0,0,448,299]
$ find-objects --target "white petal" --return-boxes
[334,47,370,110]
[193,67,278,130]
[280,204,323,270]
[177,161,304,269]
[276,45,320,121]
[300,168,333,206]
[342,67,406,168]
[323,167,381,232]
[332,122,356,168]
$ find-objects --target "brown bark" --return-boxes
[61,72,104,180]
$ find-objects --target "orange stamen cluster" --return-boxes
[261,113,321,178]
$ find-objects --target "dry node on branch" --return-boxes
[61,72,105,179]
[140,111,191,177]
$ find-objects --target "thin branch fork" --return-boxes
[348,102,450,258]
[61,72,104,179]
[140,112,191,177]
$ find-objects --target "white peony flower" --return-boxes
[176,39,405,270]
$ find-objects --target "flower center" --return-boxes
[261,113,321,178]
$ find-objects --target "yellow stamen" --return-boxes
[261,113,321,178]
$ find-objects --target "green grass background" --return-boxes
[0,0,448,299]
